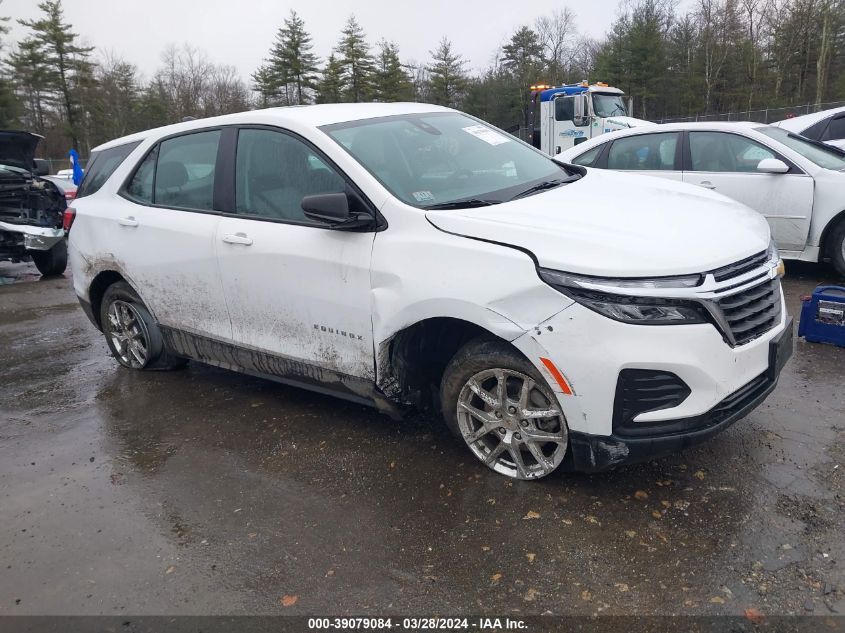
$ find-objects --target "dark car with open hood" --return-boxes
[0,130,68,276]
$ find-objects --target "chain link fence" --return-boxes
[39,157,88,176]
[655,101,845,125]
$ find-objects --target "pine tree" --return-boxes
[268,10,319,105]
[18,0,93,147]
[427,37,468,107]
[0,10,20,127]
[335,15,375,102]
[373,40,413,102]
[315,54,346,103]
[251,63,278,108]
[501,26,544,129]
[87,55,142,144]
[7,38,55,133]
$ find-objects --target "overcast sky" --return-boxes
[2,0,636,81]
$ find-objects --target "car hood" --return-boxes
[425,169,771,277]
[0,130,41,172]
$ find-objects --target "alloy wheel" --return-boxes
[456,368,568,479]
[106,300,150,369]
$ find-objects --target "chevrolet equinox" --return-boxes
[68,103,793,479]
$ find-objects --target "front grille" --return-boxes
[716,277,782,346]
[613,369,691,433]
[709,250,768,282]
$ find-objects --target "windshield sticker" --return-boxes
[412,190,435,203]
[461,125,511,146]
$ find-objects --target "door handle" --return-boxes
[221,232,253,246]
[118,216,139,227]
[698,181,716,189]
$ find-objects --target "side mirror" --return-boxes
[33,159,50,176]
[301,192,373,229]
[757,158,789,174]
[573,94,589,127]
[302,192,350,223]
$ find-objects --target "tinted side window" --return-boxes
[235,129,346,222]
[77,140,141,198]
[555,96,574,122]
[801,118,829,141]
[572,145,602,167]
[154,131,220,210]
[124,147,157,204]
[689,132,775,172]
[823,116,845,141]
[607,133,679,171]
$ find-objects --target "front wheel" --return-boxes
[440,339,569,480]
[30,240,68,276]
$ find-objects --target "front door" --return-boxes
[550,94,590,155]
[682,131,814,251]
[215,127,377,381]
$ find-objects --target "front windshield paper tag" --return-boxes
[462,125,510,146]
[412,191,435,202]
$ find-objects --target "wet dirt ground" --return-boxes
[1,260,843,617]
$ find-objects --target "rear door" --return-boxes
[214,126,377,380]
[604,132,683,182]
[114,129,232,340]
[682,131,814,251]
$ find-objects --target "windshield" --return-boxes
[757,126,845,171]
[592,93,627,118]
[322,112,572,208]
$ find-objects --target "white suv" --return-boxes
[68,103,792,480]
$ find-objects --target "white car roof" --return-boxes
[772,106,845,133]
[92,102,455,152]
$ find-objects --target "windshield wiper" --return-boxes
[509,178,571,201]
[424,198,501,210]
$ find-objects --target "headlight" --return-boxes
[768,240,786,278]
[539,269,709,325]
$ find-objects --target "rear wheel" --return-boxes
[30,240,68,276]
[100,281,186,370]
[829,219,845,278]
[440,339,568,480]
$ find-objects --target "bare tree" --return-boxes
[154,44,249,121]
[534,8,577,82]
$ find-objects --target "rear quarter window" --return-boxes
[571,145,602,167]
[76,140,142,198]
[800,118,829,141]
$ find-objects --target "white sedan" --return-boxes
[559,121,845,276]
[772,106,845,151]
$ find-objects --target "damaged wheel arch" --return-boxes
[375,316,526,411]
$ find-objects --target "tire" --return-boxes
[829,219,845,278]
[30,240,68,276]
[440,338,569,480]
[99,281,187,371]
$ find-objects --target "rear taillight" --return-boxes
[65,191,76,201]
[63,207,76,233]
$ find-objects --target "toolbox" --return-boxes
[798,285,845,348]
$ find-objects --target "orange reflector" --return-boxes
[539,357,573,395]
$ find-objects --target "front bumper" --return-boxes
[565,317,793,471]
[0,221,65,251]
